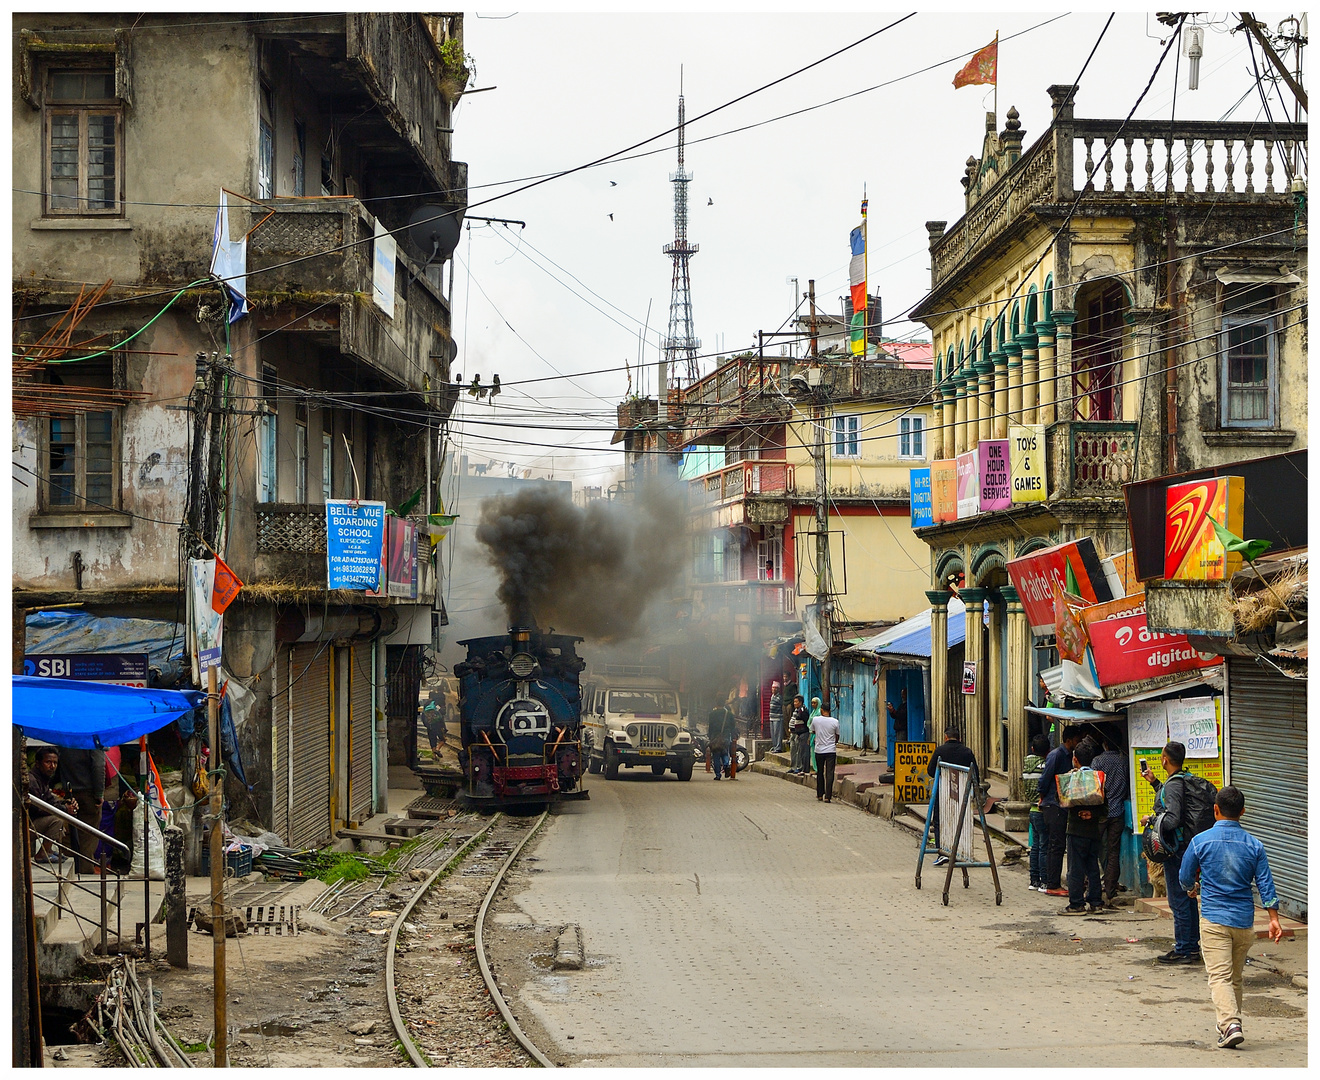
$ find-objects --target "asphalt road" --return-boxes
[505,766,1308,1067]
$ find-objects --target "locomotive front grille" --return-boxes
[638,723,666,749]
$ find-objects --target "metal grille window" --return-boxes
[45,69,121,215]
[1221,288,1277,429]
[257,364,278,503]
[322,431,333,501]
[899,416,925,459]
[295,419,308,503]
[833,415,859,457]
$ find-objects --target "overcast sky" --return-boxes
[443,9,1298,492]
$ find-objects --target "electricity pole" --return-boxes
[807,280,833,712]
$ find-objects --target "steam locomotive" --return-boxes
[453,626,587,808]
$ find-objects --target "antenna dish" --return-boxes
[406,204,465,266]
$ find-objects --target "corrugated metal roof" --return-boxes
[850,597,966,658]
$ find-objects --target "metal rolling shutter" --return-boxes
[1228,659,1307,921]
[288,643,332,848]
[348,644,374,823]
[270,648,290,843]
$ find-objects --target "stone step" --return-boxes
[1134,896,1307,940]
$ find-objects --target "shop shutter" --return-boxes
[1228,659,1307,921]
[288,643,332,848]
[270,649,290,843]
[348,644,374,822]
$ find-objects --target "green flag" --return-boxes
[1208,517,1273,562]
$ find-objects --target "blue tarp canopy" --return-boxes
[24,610,187,685]
[851,597,967,660]
[13,676,205,748]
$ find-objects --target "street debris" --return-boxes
[81,957,196,1067]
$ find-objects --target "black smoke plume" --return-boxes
[475,481,685,641]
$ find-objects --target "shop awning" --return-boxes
[1025,705,1113,722]
[850,597,966,659]
[13,676,205,749]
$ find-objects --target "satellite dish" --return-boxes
[406,204,464,266]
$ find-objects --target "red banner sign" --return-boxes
[1086,611,1222,687]
[1006,537,1117,636]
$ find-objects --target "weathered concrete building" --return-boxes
[13,13,469,855]
[911,84,1306,800]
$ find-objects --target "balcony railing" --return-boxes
[930,116,1306,291]
[688,461,794,508]
[695,580,796,619]
[256,504,328,554]
[247,200,449,394]
[1052,420,1138,499]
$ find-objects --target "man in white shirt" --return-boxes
[810,707,841,802]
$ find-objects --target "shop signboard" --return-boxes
[24,653,149,687]
[931,459,957,523]
[936,763,976,863]
[387,517,419,600]
[1009,424,1046,502]
[1128,697,1224,829]
[326,500,387,591]
[978,439,1011,512]
[909,468,933,528]
[894,742,934,804]
[372,219,396,318]
[1086,611,1221,688]
[188,557,223,672]
[1165,475,1245,580]
[956,449,980,518]
[1006,537,1118,636]
[961,660,977,694]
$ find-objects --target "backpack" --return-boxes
[1157,772,1218,855]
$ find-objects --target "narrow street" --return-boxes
[493,769,1307,1067]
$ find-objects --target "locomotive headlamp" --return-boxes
[509,652,536,678]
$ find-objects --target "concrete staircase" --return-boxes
[31,862,166,979]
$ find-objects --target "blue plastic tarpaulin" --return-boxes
[24,610,188,685]
[13,676,205,748]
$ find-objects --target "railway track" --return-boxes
[385,811,553,1068]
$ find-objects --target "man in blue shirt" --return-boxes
[1179,785,1283,1050]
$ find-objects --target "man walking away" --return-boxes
[1022,734,1050,891]
[1036,726,1084,897]
[811,707,840,803]
[57,747,106,875]
[925,729,978,866]
[768,682,785,753]
[1180,785,1283,1050]
[707,698,733,780]
[1091,735,1129,906]
[787,695,809,774]
[1141,739,1216,964]
[1060,740,1104,915]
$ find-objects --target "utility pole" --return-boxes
[808,280,833,712]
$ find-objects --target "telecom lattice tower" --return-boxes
[663,91,701,386]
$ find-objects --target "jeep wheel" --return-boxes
[604,747,620,780]
[651,763,666,776]
[676,756,694,782]
[734,745,750,773]
[587,755,602,775]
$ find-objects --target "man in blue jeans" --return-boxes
[1141,740,1202,964]
[1179,785,1282,1049]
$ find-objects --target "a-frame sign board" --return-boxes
[915,761,1002,906]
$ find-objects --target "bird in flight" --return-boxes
[608,213,614,221]
[609,181,617,187]
[708,198,714,206]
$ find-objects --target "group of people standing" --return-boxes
[1025,724,1284,1051]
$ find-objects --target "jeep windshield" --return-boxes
[608,691,678,715]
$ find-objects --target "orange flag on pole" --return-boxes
[953,36,998,88]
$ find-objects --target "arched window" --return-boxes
[1010,302,1020,340]
[1025,286,1039,330]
